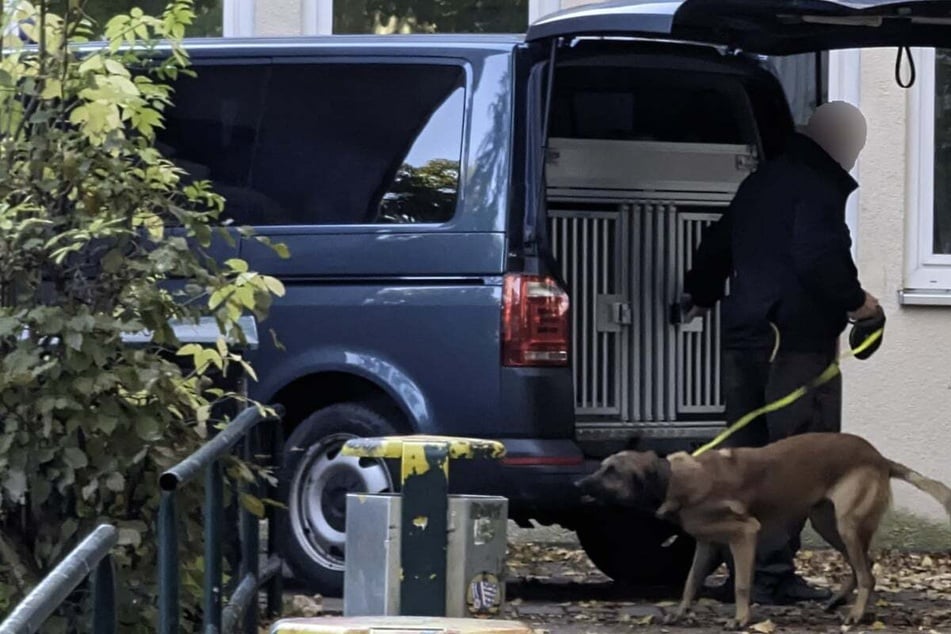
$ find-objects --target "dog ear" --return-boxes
[624,433,643,451]
[642,453,670,506]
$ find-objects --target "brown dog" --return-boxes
[575,432,951,629]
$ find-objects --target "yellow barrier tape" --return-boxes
[691,327,884,457]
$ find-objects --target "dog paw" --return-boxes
[823,597,846,613]
[842,613,865,626]
[662,612,682,626]
[722,618,749,631]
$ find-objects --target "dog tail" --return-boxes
[888,459,951,518]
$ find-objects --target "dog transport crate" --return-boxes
[545,137,757,443]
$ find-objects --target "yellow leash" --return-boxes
[691,327,884,457]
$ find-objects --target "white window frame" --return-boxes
[904,47,951,302]
[223,0,254,37]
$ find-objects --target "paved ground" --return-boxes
[503,541,951,633]
[281,521,951,633]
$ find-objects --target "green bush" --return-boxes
[0,1,286,629]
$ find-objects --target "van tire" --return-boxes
[279,402,398,595]
[574,508,695,588]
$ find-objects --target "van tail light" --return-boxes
[502,273,570,367]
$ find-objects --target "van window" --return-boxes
[157,63,270,226]
[549,66,755,146]
[158,61,466,226]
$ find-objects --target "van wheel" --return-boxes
[279,402,398,595]
[575,508,695,588]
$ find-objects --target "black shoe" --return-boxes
[699,580,735,603]
[769,574,831,605]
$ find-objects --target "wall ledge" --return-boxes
[898,289,951,306]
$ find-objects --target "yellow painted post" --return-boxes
[341,435,505,617]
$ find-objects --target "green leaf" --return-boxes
[239,492,266,518]
[32,478,51,506]
[225,258,248,273]
[272,242,291,259]
[208,288,229,310]
[95,416,119,435]
[263,276,286,297]
[105,472,125,492]
[63,447,89,469]
[64,331,83,351]
[81,479,98,501]
[118,528,142,548]
[60,518,78,542]
[2,470,27,502]
[134,416,160,441]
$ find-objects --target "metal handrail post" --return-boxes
[203,458,224,633]
[91,553,117,634]
[265,419,285,618]
[240,430,260,634]
[156,404,283,633]
[157,491,180,634]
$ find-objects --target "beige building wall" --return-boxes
[253,0,304,36]
[843,49,951,521]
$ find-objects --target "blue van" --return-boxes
[155,0,951,594]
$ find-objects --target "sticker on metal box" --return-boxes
[466,572,502,617]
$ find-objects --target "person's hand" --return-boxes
[849,291,880,321]
[685,304,709,322]
[681,293,709,322]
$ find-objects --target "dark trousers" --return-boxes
[717,346,842,587]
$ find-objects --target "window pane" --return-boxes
[156,64,271,224]
[333,0,528,34]
[79,0,223,37]
[379,86,465,223]
[252,63,464,225]
[549,66,756,146]
[934,50,951,254]
[158,62,465,226]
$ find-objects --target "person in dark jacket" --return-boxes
[681,101,881,605]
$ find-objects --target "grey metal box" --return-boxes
[343,493,508,618]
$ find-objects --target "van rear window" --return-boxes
[157,61,465,226]
[549,66,755,146]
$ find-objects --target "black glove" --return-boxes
[849,305,886,360]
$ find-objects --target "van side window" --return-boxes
[158,61,465,227]
[378,84,465,224]
[156,63,270,224]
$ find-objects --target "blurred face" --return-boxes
[804,101,868,171]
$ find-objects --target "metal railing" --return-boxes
[0,525,118,634]
[158,403,285,634]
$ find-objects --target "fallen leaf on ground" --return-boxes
[285,594,323,618]
[750,619,776,633]
[506,540,951,631]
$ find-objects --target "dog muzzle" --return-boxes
[849,306,886,360]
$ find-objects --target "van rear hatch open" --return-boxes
[527,0,951,54]
[524,0,951,451]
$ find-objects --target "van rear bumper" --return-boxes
[448,438,592,516]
